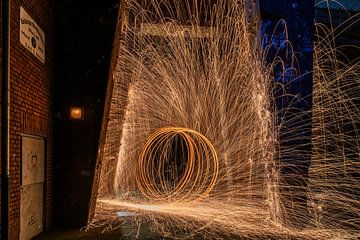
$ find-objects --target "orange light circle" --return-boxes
[135,127,219,202]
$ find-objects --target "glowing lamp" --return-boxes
[70,107,84,120]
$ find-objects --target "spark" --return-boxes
[89,0,360,239]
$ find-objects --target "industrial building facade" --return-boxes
[1,0,54,239]
[2,0,119,239]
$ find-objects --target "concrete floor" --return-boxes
[34,226,291,240]
[34,229,164,240]
[35,229,128,240]
[34,224,164,240]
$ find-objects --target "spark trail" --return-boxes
[89,0,360,239]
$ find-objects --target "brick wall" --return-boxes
[8,0,53,239]
[0,1,3,175]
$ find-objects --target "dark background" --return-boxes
[53,0,119,227]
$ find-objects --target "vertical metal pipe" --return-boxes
[1,0,11,238]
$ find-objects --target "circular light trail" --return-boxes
[135,127,219,202]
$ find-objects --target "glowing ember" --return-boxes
[88,1,360,239]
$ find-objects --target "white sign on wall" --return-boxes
[20,7,46,63]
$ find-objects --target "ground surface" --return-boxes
[34,224,163,240]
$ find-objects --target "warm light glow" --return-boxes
[134,127,219,202]
[70,107,84,120]
[88,1,360,239]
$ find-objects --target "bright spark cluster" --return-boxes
[88,1,360,239]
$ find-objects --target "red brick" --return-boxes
[3,0,54,238]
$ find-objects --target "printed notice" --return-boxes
[20,7,45,63]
